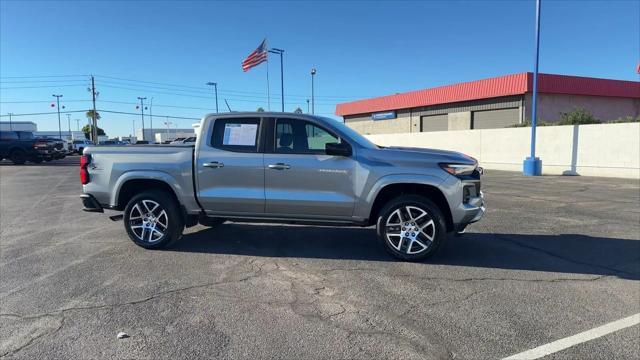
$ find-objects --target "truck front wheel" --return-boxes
[123,190,184,249]
[376,195,447,261]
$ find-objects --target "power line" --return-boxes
[0,109,200,120]
[93,75,370,100]
[0,79,89,84]
[0,84,88,90]
[0,74,88,79]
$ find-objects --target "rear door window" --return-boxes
[211,118,261,153]
[0,131,19,140]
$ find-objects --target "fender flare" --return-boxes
[111,170,185,208]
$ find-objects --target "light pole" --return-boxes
[52,94,63,139]
[66,113,72,139]
[310,68,316,115]
[268,48,285,112]
[206,82,219,113]
[7,113,13,131]
[524,0,543,176]
[137,97,146,141]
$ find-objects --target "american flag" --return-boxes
[242,39,268,72]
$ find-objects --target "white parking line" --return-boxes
[502,313,640,360]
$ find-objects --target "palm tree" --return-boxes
[86,110,101,122]
[256,107,265,112]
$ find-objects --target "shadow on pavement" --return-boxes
[170,223,639,280]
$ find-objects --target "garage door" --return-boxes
[420,114,448,132]
[472,108,519,129]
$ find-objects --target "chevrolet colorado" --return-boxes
[80,113,484,261]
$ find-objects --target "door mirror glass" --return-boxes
[325,142,351,157]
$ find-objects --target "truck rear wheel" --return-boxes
[123,190,184,249]
[376,195,447,261]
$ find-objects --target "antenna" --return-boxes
[224,99,232,112]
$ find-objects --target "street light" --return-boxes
[268,48,285,112]
[66,113,71,139]
[310,68,317,115]
[52,94,63,138]
[137,97,147,141]
[524,0,543,176]
[206,82,219,113]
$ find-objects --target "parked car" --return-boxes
[135,140,150,145]
[169,137,186,144]
[73,139,92,154]
[80,112,484,261]
[37,137,67,159]
[0,131,56,164]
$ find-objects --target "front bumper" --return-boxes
[454,190,485,232]
[81,194,103,212]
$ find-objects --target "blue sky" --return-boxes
[1,0,638,137]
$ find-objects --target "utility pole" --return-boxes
[7,113,13,130]
[66,113,72,139]
[268,48,285,112]
[137,97,147,141]
[90,76,98,143]
[310,68,316,115]
[150,97,154,139]
[206,82,219,113]
[75,119,81,131]
[52,94,63,139]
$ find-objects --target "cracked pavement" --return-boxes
[1,157,639,359]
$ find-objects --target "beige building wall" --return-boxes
[447,112,471,130]
[344,109,413,135]
[524,93,640,122]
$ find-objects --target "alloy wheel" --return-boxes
[128,200,169,243]
[385,206,435,254]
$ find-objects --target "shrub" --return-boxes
[558,107,600,125]
[611,116,640,123]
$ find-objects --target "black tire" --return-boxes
[123,190,184,249]
[199,217,226,227]
[9,150,27,165]
[376,195,447,261]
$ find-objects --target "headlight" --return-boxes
[439,163,477,176]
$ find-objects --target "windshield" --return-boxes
[319,116,378,149]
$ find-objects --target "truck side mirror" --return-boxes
[325,142,352,157]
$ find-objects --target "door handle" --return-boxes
[268,163,291,170]
[203,161,224,168]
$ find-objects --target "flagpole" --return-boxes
[266,56,271,111]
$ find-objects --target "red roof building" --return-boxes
[335,73,640,135]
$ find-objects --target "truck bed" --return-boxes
[82,145,200,211]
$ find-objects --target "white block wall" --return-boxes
[366,123,640,179]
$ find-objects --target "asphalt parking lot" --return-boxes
[1,156,638,359]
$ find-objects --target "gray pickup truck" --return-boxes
[80,112,484,261]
